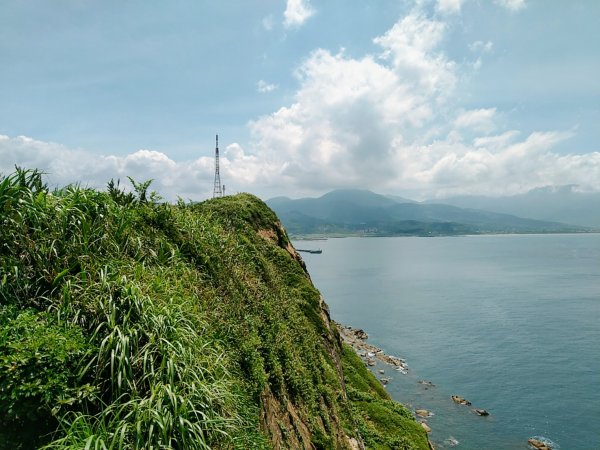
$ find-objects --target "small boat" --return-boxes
[296,249,322,254]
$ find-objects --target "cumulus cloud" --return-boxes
[373,12,456,98]
[494,0,526,12]
[283,0,314,28]
[244,8,600,198]
[248,11,458,194]
[257,80,278,93]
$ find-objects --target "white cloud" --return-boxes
[257,80,278,93]
[244,9,600,198]
[0,135,258,201]
[473,130,520,149]
[246,11,460,195]
[494,0,526,12]
[436,0,464,15]
[283,0,314,28]
[454,108,497,133]
[373,11,456,98]
[389,130,600,198]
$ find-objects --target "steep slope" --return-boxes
[0,169,429,450]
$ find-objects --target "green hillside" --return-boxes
[0,169,429,450]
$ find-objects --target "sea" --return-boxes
[294,234,600,450]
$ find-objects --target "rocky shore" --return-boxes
[338,324,558,450]
[337,323,436,449]
[337,323,410,373]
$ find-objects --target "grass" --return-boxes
[0,168,429,449]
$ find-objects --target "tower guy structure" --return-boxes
[212,134,224,198]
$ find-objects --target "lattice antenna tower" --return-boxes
[213,134,223,198]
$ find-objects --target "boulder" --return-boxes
[528,438,552,450]
[420,422,432,433]
[354,328,368,340]
[379,377,391,385]
[415,409,430,418]
[451,395,471,406]
[474,409,489,416]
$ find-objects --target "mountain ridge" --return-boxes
[267,189,594,236]
[428,185,600,228]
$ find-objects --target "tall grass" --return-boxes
[0,168,427,450]
[1,169,240,449]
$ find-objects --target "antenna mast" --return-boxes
[213,134,223,198]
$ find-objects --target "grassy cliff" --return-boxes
[0,169,429,449]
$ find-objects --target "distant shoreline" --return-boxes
[293,230,600,240]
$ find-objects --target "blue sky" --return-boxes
[1,0,599,200]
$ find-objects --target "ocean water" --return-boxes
[295,234,600,450]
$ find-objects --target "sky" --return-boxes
[1,0,599,201]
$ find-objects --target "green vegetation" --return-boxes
[0,169,429,449]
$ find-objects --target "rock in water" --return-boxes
[474,409,489,416]
[444,437,459,447]
[420,422,432,433]
[415,409,430,418]
[451,395,471,406]
[528,438,553,450]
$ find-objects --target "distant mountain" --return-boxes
[385,195,418,204]
[429,185,600,228]
[267,189,590,236]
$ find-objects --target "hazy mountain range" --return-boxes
[425,185,600,229]
[267,188,599,236]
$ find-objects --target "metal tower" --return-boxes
[213,134,223,198]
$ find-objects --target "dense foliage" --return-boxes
[0,169,428,449]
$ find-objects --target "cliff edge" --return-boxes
[0,169,429,449]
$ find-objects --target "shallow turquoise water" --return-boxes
[295,234,600,449]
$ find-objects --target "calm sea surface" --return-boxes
[295,234,600,450]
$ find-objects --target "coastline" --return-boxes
[337,322,409,373]
[336,322,561,450]
[336,322,437,449]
